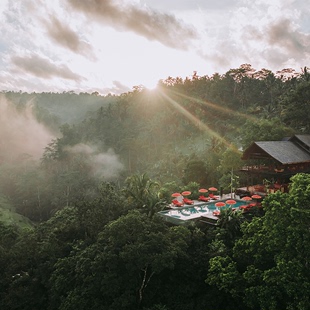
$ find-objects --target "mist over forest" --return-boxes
[0,95,54,162]
[0,65,310,310]
[1,63,309,223]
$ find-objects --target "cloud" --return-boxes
[0,94,54,162]
[10,53,85,82]
[140,0,238,11]
[67,143,124,181]
[66,0,198,50]
[196,1,310,73]
[242,17,310,68]
[44,15,97,60]
[102,80,131,95]
[267,18,310,54]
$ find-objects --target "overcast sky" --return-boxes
[0,0,309,94]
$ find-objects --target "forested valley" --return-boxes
[1,64,310,310]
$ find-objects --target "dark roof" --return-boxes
[242,135,310,164]
[290,135,310,149]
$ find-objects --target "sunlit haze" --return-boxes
[0,0,309,95]
[0,95,54,161]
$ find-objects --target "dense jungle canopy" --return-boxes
[0,64,310,310]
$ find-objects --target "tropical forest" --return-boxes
[1,64,310,310]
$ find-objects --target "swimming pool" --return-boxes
[158,199,248,225]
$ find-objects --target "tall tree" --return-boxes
[207,173,310,310]
[124,174,164,218]
[280,79,310,133]
[49,211,191,310]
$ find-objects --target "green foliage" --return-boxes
[217,209,245,242]
[181,181,200,199]
[240,118,295,149]
[280,79,310,132]
[288,173,310,209]
[143,305,170,310]
[217,147,242,193]
[0,195,33,229]
[3,64,307,225]
[49,211,191,310]
[209,173,310,310]
[217,147,243,175]
[158,181,181,201]
[207,255,241,295]
[218,170,240,194]
[2,90,115,127]
[1,65,310,310]
[124,173,165,218]
[182,159,208,185]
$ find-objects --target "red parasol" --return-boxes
[199,188,208,193]
[242,196,252,201]
[252,194,261,199]
[226,199,237,205]
[215,201,226,208]
[208,187,218,192]
[171,192,182,197]
[182,191,191,196]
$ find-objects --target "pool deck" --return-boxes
[158,195,244,225]
[168,194,238,209]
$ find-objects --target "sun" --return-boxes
[142,78,159,91]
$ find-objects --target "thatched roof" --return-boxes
[242,135,310,164]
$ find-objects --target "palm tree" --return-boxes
[124,173,164,218]
[217,209,245,240]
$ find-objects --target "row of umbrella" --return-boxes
[172,187,218,198]
[172,190,262,209]
[214,194,262,209]
[172,191,261,200]
[211,195,262,216]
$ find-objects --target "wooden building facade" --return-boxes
[236,135,310,197]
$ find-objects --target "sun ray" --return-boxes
[167,88,258,123]
[157,89,236,151]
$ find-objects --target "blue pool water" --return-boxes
[158,199,249,224]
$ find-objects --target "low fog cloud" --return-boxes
[44,15,97,60]
[67,143,124,181]
[67,0,198,50]
[11,53,84,82]
[0,95,54,162]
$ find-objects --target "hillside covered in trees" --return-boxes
[0,64,310,310]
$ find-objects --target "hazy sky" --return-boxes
[0,0,309,94]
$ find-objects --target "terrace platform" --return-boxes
[158,198,246,226]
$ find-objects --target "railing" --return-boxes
[236,183,289,195]
[241,165,274,171]
[241,164,310,174]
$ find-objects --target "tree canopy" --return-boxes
[0,65,310,309]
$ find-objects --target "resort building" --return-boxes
[236,134,310,197]
[159,135,310,226]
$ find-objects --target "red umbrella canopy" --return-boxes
[171,192,182,197]
[199,188,208,193]
[252,194,262,199]
[242,196,252,201]
[208,187,218,192]
[182,191,191,196]
[226,199,237,205]
[215,201,226,207]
